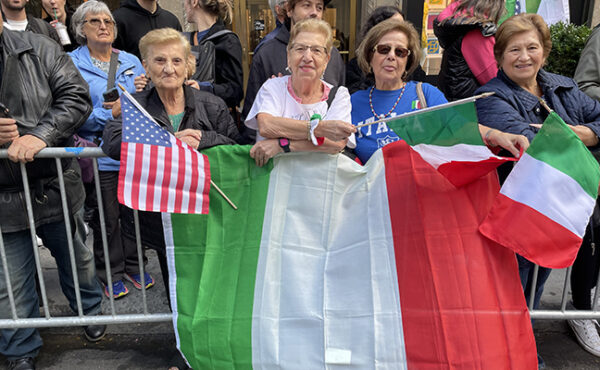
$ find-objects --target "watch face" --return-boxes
[280,138,289,146]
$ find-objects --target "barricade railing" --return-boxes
[0,147,599,329]
[0,147,171,329]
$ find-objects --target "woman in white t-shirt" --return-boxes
[244,18,356,167]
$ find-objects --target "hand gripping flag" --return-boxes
[480,112,600,268]
[117,91,210,214]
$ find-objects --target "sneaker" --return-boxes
[104,280,129,299]
[568,319,600,357]
[125,272,155,290]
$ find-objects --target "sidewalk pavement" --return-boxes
[3,243,600,369]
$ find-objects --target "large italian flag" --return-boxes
[164,143,537,369]
[480,112,600,269]
[503,0,569,24]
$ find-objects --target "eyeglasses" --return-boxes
[373,44,411,58]
[290,43,328,57]
[84,18,115,28]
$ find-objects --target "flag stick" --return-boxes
[210,179,238,210]
[537,97,553,114]
[355,92,495,129]
[117,84,238,211]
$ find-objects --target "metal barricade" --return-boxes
[0,147,171,329]
[0,147,599,328]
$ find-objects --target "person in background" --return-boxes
[1,0,60,45]
[434,0,505,100]
[69,0,150,300]
[346,5,426,95]
[41,0,76,51]
[245,18,355,167]
[113,0,182,60]
[351,18,521,163]
[475,13,600,367]
[242,0,345,143]
[0,19,105,370]
[254,0,287,53]
[183,0,243,111]
[568,23,600,358]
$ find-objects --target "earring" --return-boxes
[285,66,291,74]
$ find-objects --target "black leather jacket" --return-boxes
[0,29,92,232]
[434,17,496,101]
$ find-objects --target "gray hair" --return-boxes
[269,0,287,20]
[71,0,117,46]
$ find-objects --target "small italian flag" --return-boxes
[480,112,600,268]
[164,142,536,369]
[386,100,517,187]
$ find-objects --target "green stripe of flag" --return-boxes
[386,101,482,147]
[526,112,600,198]
[171,145,272,368]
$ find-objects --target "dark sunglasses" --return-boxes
[373,44,411,58]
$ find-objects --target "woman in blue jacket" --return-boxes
[476,13,600,361]
[69,0,151,299]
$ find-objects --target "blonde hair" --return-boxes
[287,18,333,53]
[190,0,233,24]
[139,28,196,78]
[494,13,552,67]
[357,19,422,81]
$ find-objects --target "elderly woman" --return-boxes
[183,0,243,110]
[245,18,356,167]
[475,13,600,360]
[434,0,505,100]
[351,18,524,164]
[69,0,148,299]
[102,27,241,297]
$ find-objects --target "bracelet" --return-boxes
[484,128,497,147]
[307,121,311,141]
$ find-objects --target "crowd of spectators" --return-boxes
[2,0,600,369]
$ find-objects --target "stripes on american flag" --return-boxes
[117,91,210,214]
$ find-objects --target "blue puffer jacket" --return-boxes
[69,45,145,171]
[475,69,600,143]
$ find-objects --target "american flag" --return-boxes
[117,91,210,214]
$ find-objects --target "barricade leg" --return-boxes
[0,230,42,360]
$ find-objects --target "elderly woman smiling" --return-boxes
[245,18,356,167]
[69,0,148,299]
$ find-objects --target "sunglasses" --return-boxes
[373,44,411,58]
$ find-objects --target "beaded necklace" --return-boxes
[369,84,406,119]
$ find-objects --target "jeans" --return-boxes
[517,254,552,310]
[0,208,103,360]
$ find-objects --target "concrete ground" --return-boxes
[2,245,600,369]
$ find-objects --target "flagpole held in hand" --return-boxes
[117,84,238,211]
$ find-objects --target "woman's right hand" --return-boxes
[314,120,356,142]
[250,139,282,167]
[134,74,148,92]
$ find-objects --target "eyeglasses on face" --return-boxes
[84,18,115,28]
[290,43,328,57]
[373,44,411,58]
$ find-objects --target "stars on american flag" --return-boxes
[122,101,171,146]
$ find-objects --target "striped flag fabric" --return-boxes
[385,100,518,187]
[164,145,537,369]
[480,112,600,269]
[117,91,210,214]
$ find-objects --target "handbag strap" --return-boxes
[106,51,119,90]
[416,82,428,109]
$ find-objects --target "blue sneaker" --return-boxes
[104,280,128,299]
[125,272,155,290]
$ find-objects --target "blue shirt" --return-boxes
[351,81,448,163]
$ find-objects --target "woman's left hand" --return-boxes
[531,123,599,147]
[185,80,200,90]
[485,129,529,157]
[250,139,282,167]
[175,129,202,149]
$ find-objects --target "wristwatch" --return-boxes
[279,138,290,153]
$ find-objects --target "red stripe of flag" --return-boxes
[173,141,187,213]
[118,141,129,205]
[130,143,144,210]
[187,146,200,214]
[160,147,173,212]
[145,145,158,210]
[201,154,210,214]
[382,141,536,369]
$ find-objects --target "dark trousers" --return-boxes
[571,222,600,310]
[90,171,140,285]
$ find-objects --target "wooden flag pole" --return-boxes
[117,84,238,211]
[355,92,495,129]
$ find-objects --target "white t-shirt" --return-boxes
[245,76,355,147]
[4,19,28,31]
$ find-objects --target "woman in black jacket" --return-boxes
[184,0,243,111]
